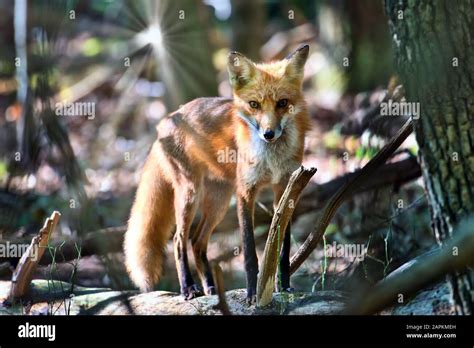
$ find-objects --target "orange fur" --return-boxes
[124,143,175,291]
[124,45,311,296]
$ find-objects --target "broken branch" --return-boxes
[257,166,317,307]
[9,211,61,300]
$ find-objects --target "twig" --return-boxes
[211,263,231,315]
[344,216,474,314]
[9,211,61,300]
[290,119,414,274]
[256,201,274,217]
[256,166,317,307]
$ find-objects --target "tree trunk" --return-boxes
[386,0,474,314]
[14,0,28,153]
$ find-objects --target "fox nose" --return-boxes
[263,130,275,140]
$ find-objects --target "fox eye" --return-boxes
[276,99,288,108]
[249,101,260,109]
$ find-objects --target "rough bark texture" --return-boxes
[386,0,474,314]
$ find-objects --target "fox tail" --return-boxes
[124,145,175,292]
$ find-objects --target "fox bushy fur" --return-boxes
[124,45,310,300]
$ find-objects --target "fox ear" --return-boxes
[228,51,256,89]
[284,44,309,82]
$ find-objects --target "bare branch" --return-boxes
[257,166,317,307]
[290,119,414,274]
[9,211,61,300]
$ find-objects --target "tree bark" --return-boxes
[386,0,474,314]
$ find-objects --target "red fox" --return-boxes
[124,45,310,301]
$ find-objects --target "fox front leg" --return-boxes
[278,223,293,291]
[272,182,293,292]
[236,189,258,304]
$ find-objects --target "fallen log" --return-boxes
[0,226,126,267]
[344,216,474,315]
[0,277,454,316]
[0,156,420,265]
[0,279,347,315]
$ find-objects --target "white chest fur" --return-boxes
[240,124,300,186]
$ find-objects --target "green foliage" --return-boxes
[322,127,343,150]
[325,223,338,236]
[0,160,7,180]
[82,38,103,57]
[355,145,380,160]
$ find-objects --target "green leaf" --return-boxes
[0,161,7,180]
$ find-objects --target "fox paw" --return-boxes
[246,295,257,306]
[245,288,257,305]
[182,285,204,300]
[277,287,295,293]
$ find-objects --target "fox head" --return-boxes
[227,45,309,143]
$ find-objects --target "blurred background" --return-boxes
[0,0,432,295]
